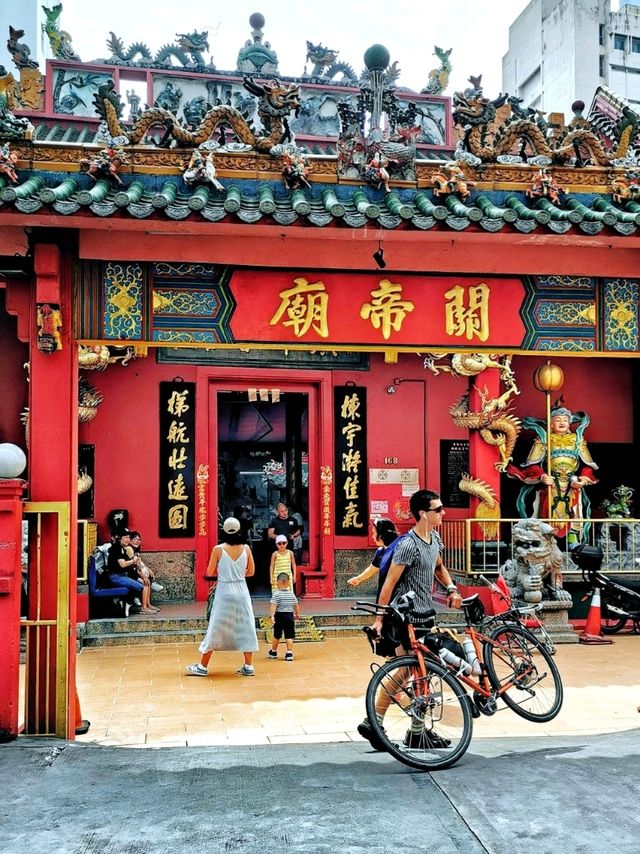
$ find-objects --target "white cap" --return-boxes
[223,517,241,534]
[275,534,288,544]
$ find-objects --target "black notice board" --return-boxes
[440,439,470,508]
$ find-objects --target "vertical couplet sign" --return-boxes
[334,386,367,536]
[159,381,196,537]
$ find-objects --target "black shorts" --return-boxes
[273,612,295,640]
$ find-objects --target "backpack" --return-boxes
[377,533,411,582]
[92,543,111,575]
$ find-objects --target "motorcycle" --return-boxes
[571,543,640,634]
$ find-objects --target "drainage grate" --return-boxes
[258,615,324,643]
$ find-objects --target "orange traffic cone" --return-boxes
[74,688,91,736]
[579,587,614,645]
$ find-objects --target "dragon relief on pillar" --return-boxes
[449,385,522,474]
[424,352,512,379]
[442,355,522,473]
[91,77,301,151]
[425,355,522,535]
[458,473,499,540]
[453,77,638,167]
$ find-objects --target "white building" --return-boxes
[503,0,640,115]
[1,2,53,71]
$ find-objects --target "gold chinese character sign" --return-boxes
[230,271,525,349]
[334,386,367,535]
[159,381,196,537]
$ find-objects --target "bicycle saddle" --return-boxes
[461,593,485,624]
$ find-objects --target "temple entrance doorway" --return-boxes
[215,387,311,596]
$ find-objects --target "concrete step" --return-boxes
[82,607,465,648]
[87,617,207,635]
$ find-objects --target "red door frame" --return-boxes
[194,366,334,600]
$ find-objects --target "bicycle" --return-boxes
[353,591,563,771]
[478,573,557,655]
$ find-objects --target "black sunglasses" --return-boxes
[429,505,445,513]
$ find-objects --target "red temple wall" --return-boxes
[80,350,633,552]
[0,294,29,448]
[79,355,197,548]
[510,356,632,443]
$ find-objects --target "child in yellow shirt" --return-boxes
[269,534,296,592]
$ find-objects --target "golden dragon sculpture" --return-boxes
[458,473,499,539]
[424,352,511,378]
[92,78,301,150]
[448,365,522,473]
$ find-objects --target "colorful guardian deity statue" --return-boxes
[0,142,19,183]
[79,147,129,185]
[507,401,598,543]
[281,150,311,190]
[183,148,224,191]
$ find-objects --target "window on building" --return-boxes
[632,37,640,53]
[599,24,605,46]
[599,55,605,77]
[614,33,627,51]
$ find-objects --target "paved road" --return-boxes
[1,729,639,853]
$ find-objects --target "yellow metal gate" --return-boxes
[21,501,71,738]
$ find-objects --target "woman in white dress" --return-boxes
[186,517,259,677]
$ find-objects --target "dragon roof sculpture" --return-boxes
[453,78,638,167]
[91,77,300,150]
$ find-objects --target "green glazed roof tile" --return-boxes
[4,172,640,237]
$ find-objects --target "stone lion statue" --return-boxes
[499,519,573,604]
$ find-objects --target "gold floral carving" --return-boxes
[17,67,44,111]
[416,161,616,191]
[6,131,634,193]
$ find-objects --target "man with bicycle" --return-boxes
[358,489,463,750]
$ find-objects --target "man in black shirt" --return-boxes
[267,503,300,549]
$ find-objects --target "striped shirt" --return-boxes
[271,589,299,613]
[389,529,443,615]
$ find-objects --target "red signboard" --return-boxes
[229,270,525,348]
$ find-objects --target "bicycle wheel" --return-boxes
[484,624,563,722]
[365,654,473,771]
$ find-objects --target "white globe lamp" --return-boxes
[0,444,27,478]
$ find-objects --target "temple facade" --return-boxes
[1,9,640,738]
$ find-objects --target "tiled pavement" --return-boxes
[74,634,640,748]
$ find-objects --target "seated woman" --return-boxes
[127,531,160,613]
[106,530,145,617]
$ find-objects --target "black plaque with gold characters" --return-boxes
[334,386,367,536]
[440,439,470,508]
[159,381,196,537]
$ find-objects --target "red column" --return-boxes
[28,244,78,737]
[0,479,27,741]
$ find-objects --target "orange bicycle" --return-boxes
[354,592,563,771]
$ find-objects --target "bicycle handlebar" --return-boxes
[351,601,391,615]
